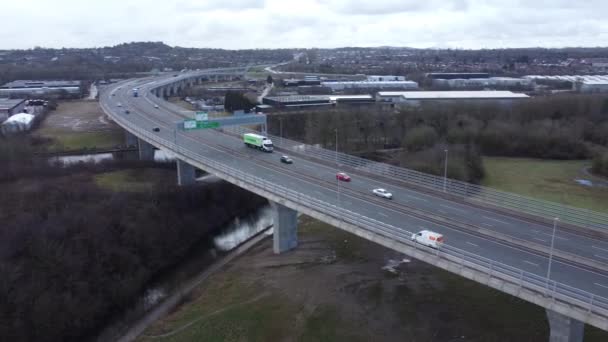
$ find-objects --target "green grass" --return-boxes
[483,157,608,213]
[38,130,124,151]
[94,169,174,192]
[138,275,299,342]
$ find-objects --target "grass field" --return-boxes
[35,100,123,151]
[95,169,175,192]
[41,130,124,151]
[483,157,608,213]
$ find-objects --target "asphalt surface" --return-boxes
[102,74,608,299]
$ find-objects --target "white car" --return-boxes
[373,188,392,199]
[117,103,122,107]
[154,104,159,109]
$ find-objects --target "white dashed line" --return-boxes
[378,212,388,218]
[466,242,479,247]
[594,254,608,261]
[403,194,428,202]
[523,260,540,267]
[440,204,467,213]
[533,237,548,243]
[595,283,608,290]
[482,223,494,227]
[593,245,608,253]
[482,216,510,225]
[438,209,448,214]
[533,230,569,241]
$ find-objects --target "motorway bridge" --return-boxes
[101,69,608,342]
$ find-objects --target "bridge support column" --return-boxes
[271,202,298,254]
[125,130,137,147]
[177,159,196,186]
[546,309,584,342]
[138,138,155,161]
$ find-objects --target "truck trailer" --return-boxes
[243,133,273,152]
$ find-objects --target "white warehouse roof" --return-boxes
[377,91,529,100]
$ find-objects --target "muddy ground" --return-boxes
[138,217,608,342]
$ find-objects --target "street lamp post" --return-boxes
[546,217,559,294]
[279,117,283,144]
[443,148,449,192]
[335,128,341,213]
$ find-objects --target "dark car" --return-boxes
[152,127,160,132]
[124,109,130,114]
[280,155,293,164]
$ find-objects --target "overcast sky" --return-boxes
[1,0,607,50]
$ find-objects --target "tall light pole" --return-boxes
[443,148,449,192]
[279,117,283,144]
[335,128,341,213]
[546,217,559,293]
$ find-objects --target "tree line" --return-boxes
[268,94,608,182]
[0,138,267,341]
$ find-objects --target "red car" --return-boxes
[336,172,351,182]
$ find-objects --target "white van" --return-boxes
[411,230,444,248]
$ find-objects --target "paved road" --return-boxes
[102,74,608,299]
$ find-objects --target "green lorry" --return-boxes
[243,133,274,152]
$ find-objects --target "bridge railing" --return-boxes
[100,100,608,321]
[222,126,608,232]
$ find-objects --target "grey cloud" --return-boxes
[0,0,606,49]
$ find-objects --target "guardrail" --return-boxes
[101,95,608,321]
[222,126,608,232]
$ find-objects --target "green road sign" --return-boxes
[183,119,219,130]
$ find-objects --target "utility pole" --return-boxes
[443,148,449,192]
[335,128,340,214]
[279,117,283,144]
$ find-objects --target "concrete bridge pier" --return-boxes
[271,202,298,254]
[125,130,138,147]
[546,309,584,342]
[177,159,196,186]
[138,138,155,161]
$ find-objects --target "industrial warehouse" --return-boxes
[0,80,84,98]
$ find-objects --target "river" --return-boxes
[96,204,273,342]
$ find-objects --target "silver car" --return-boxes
[372,188,392,199]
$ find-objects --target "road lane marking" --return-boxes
[438,209,448,214]
[378,212,388,218]
[595,283,608,290]
[532,230,569,241]
[314,190,323,196]
[402,194,428,202]
[466,242,479,247]
[593,245,608,253]
[594,254,608,261]
[440,204,467,213]
[482,216,510,225]
[533,237,548,243]
[482,223,494,227]
[523,260,540,267]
